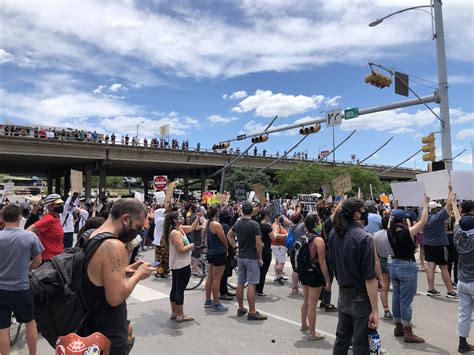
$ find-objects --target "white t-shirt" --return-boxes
[153,208,166,246]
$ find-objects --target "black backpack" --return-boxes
[291,232,317,274]
[29,231,114,347]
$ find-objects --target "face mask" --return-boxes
[119,219,140,243]
[360,210,369,226]
[53,205,64,214]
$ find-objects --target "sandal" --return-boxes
[291,287,299,295]
[308,333,325,341]
[169,313,177,320]
[176,314,194,322]
[324,304,338,312]
[300,325,309,333]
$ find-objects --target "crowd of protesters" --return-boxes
[1,178,473,354]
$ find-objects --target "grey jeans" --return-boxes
[333,288,371,355]
[458,280,473,338]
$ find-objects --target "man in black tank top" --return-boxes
[85,198,156,354]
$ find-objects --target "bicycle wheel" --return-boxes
[9,316,22,346]
[227,266,248,290]
[186,256,206,290]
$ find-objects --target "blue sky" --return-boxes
[0,0,473,169]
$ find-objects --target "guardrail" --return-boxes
[0,134,422,172]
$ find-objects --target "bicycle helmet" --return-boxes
[43,193,64,206]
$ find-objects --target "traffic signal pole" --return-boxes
[219,93,438,144]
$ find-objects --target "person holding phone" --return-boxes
[163,210,200,322]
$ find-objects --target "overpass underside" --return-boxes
[0,136,422,197]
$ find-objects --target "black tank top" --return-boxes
[83,233,128,353]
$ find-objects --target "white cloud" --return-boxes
[232,90,325,118]
[456,128,474,141]
[456,154,472,166]
[207,115,239,124]
[92,85,107,94]
[448,75,474,85]
[451,108,474,125]
[109,83,123,92]
[0,49,13,64]
[1,1,471,81]
[223,90,248,100]
[341,108,438,132]
[325,96,341,107]
[100,113,201,136]
[391,127,415,134]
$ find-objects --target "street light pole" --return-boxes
[433,0,452,170]
[136,121,144,140]
[369,0,453,170]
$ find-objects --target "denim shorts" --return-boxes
[237,258,260,285]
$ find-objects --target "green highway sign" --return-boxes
[344,107,359,120]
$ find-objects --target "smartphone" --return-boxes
[151,261,161,268]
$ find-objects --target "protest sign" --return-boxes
[248,191,256,203]
[451,170,474,200]
[155,191,166,205]
[267,199,282,222]
[234,182,246,202]
[134,192,144,202]
[332,173,352,195]
[416,170,450,200]
[252,183,266,206]
[390,181,426,207]
[70,169,83,194]
[165,181,177,206]
[379,194,389,204]
[321,184,330,195]
[222,194,230,206]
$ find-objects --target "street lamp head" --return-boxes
[369,18,383,27]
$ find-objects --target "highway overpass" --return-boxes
[0,136,423,197]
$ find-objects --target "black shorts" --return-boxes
[299,265,324,288]
[0,289,34,329]
[424,245,449,265]
[207,254,227,267]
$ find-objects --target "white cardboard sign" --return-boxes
[390,181,426,207]
[154,191,166,205]
[451,170,474,200]
[416,170,450,200]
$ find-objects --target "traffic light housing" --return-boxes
[421,133,436,162]
[251,135,268,143]
[215,142,230,149]
[365,71,392,89]
[299,123,321,135]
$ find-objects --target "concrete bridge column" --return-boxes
[200,171,206,193]
[64,170,71,198]
[98,168,106,200]
[47,175,53,194]
[84,165,92,201]
[183,177,189,198]
[55,175,61,196]
[143,177,149,200]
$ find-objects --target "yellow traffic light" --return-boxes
[299,123,321,135]
[216,142,230,149]
[421,133,436,162]
[365,71,392,89]
[251,135,268,143]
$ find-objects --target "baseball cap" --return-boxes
[428,201,442,210]
[342,198,364,214]
[392,209,408,223]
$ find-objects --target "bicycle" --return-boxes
[9,315,22,346]
[186,254,207,290]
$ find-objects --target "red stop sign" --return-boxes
[153,175,168,190]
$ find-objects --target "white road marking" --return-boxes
[130,284,169,302]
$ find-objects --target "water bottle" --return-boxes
[368,329,381,354]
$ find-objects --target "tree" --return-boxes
[276,163,388,198]
[224,167,273,199]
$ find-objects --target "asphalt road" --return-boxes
[11,248,461,355]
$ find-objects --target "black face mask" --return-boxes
[359,210,369,226]
[53,206,64,214]
[119,220,140,243]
